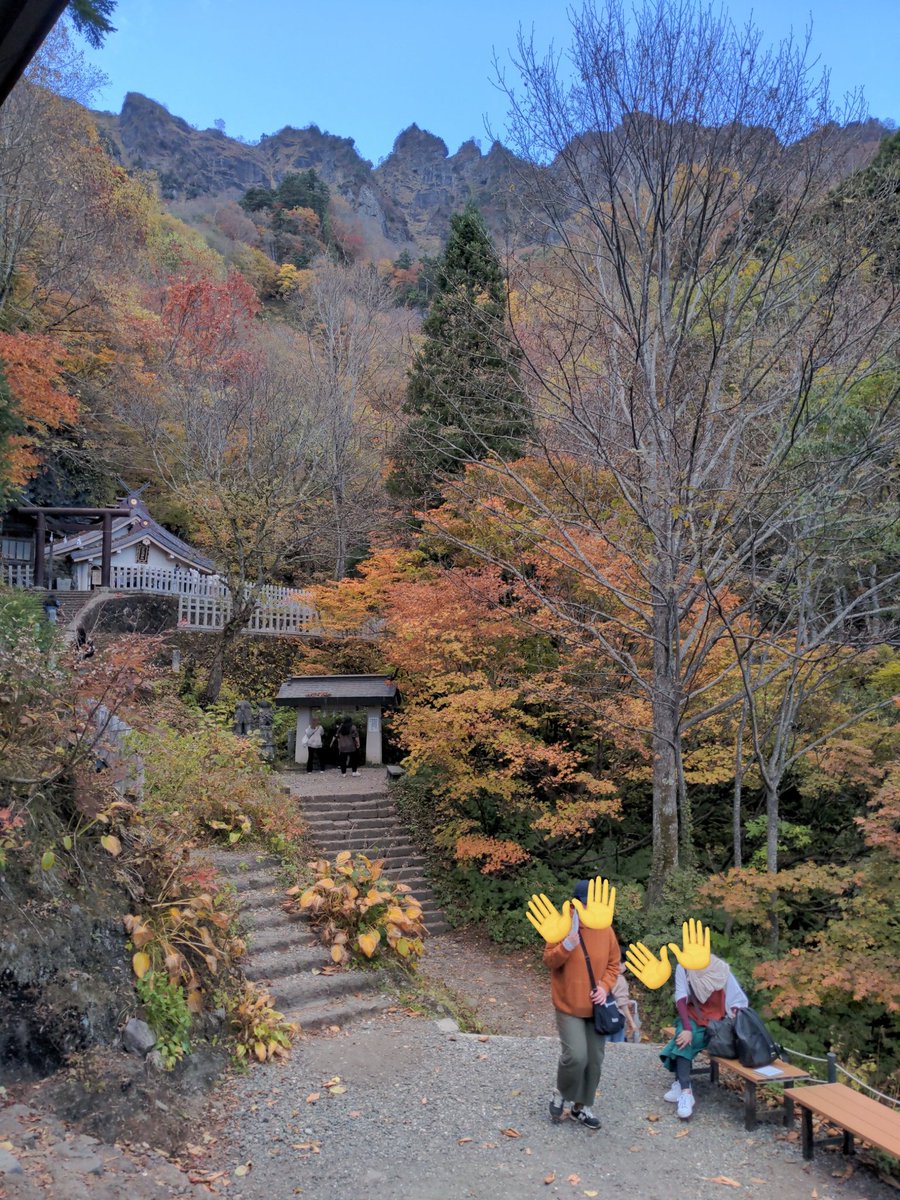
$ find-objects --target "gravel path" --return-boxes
[207,1012,895,1200]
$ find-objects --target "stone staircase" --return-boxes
[36,588,95,629]
[203,849,393,1030]
[284,771,450,936]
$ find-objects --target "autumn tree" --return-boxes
[137,271,321,703]
[426,0,900,901]
[289,259,396,578]
[387,204,532,504]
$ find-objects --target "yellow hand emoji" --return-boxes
[625,942,672,990]
[525,894,573,944]
[572,875,616,930]
[668,918,711,971]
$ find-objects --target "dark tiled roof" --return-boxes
[50,495,214,571]
[275,675,397,707]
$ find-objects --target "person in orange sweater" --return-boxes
[539,879,620,1130]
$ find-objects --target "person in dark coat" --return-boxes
[332,717,360,776]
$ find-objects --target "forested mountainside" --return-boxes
[92,92,524,252]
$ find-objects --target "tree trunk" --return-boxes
[648,600,680,904]
[733,704,747,868]
[765,779,779,874]
[199,613,246,706]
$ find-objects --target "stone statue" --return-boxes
[234,699,254,736]
[256,700,275,760]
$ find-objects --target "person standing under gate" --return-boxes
[332,716,360,777]
[304,717,325,773]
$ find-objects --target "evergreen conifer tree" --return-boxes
[387,204,531,503]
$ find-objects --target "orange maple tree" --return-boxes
[0,331,77,484]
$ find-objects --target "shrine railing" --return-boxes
[109,565,228,596]
[2,561,34,588]
[178,586,320,634]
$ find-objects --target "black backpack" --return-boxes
[733,1007,781,1068]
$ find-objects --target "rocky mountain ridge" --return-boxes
[93,92,524,252]
[92,92,891,255]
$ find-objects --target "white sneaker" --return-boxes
[663,1081,682,1103]
[677,1091,695,1120]
[351,770,360,777]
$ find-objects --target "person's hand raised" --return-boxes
[525,894,573,944]
[625,942,672,990]
[571,875,616,929]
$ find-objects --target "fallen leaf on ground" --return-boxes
[348,1111,361,1119]
[421,1096,428,1105]
[544,1173,556,1185]
[329,1085,347,1095]
[675,1128,690,1138]
[482,1142,497,1149]
[234,1162,252,1178]
[321,1076,340,1087]
[628,1145,641,1152]
[831,1163,855,1181]
[567,1174,581,1186]
[511,1089,522,1097]
[646,1112,660,1121]
[457,1137,473,1145]
[750,1180,767,1186]
[478,1036,490,1043]
[702,1176,741,1189]
[584,1192,598,1197]
[500,1128,521,1138]
[305,1093,320,1104]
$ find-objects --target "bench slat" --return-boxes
[794,1084,900,1156]
[712,1056,809,1083]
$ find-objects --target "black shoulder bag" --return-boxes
[578,933,625,1037]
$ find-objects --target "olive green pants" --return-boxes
[555,1010,606,1106]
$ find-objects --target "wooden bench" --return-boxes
[793,1082,900,1163]
[707,1057,811,1130]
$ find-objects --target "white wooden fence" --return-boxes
[110,565,228,596]
[2,562,33,588]
[178,585,320,634]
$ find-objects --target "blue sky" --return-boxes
[83,0,899,165]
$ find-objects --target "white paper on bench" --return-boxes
[754,1065,785,1077]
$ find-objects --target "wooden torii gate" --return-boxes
[16,505,131,589]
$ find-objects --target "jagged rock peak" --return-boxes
[390,124,450,159]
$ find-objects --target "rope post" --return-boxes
[826,1052,837,1083]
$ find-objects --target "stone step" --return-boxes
[267,965,382,1012]
[203,850,283,874]
[300,800,398,819]
[284,992,393,1031]
[235,883,290,913]
[304,830,418,850]
[242,904,296,932]
[244,942,328,982]
[225,868,289,894]
[312,845,425,865]
[246,919,314,954]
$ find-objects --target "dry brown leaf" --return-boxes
[702,1176,741,1189]
[500,1128,521,1138]
[646,1112,660,1121]
[478,1035,490,1043]
[675,1128,690,1138]
[544,1173,556,1185]
[305,1093,320,1104]
[421,1096,428,1105]
[234,1162,252,1178]
[348,1111,361,1119]
[628,1145,641,1152]
[482,1142,497,1149]
[457,1137,473,1145]
[567,1175,581,1186]
[321,1076,340,1087]
[329,1085,347,1095]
